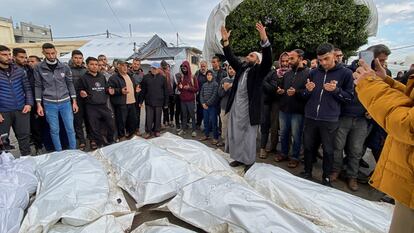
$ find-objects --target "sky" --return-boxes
[4,0,414,63]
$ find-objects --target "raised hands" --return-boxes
[255,22,268,42]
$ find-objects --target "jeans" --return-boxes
[203,106,219,139]
[181,101,196,131]
[0,110,31,156]
[44,101,76,151]
[279,111,304,160]
[303,118,338,179]
[333,116,369,178]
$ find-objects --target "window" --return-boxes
[191,55,199,65]
[26,26,33,32]
[42,30,48,35]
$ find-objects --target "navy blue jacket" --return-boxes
[303,63,354,122]
[0,64,33,112]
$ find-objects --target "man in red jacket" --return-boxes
[177,61,198,137]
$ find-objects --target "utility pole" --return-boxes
[176,32,179,47]
[129,24,132,37]
[106,29,110,38]
[49,25,53,41]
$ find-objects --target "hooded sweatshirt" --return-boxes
[178,61,198,102]
[78,71,109,105]
[302,63,354,122]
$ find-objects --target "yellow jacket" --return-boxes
[356,75,414,209]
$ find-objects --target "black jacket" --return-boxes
[224,40,272,125]
[108,72,136,106]
[302,63,354,122]
[262,70,282,105]
[139,73,168,107]
[279,67,309,114]
[78,72,109,105]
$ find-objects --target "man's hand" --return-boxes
[306,79,316,92]
[178,83,183,89]
[0,113,4,123]
[80,90,88,98]
[108,87,115,95]
[183,85,190,90]
[256,22,268,42]
[73,102,79,114]
[139,104,143,108]
[136,85,141,93]
[22,105,31,114]
[287,87,296,96]
[324,80,337,92]
[277,87,285,95]
[122,87,129,95]
[223,82,232,91]
[353,60,377,85]
[37,104,44,116]
[163,106,168,109]
[221,26,232,43]
[202,103,208,110]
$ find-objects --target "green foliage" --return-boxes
[226,0,370,59]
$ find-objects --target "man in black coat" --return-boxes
[139,62,169,138]
[221,22,272,171]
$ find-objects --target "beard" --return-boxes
[0,59,11,66]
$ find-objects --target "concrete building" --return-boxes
[14,21,52,43]
[0,17,15,44]
[0,16,52,44]
[5,40,88,58]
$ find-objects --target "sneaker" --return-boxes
[299,171,312,180]
[348,178,359,191]
[154,132,161,137]
[176,127,181,132]
[191,131,197,137]
[322,177,333,187]
[143,133,152,139]
[169,121,175,128]
[177,130,185,136]
[259,149,267,159]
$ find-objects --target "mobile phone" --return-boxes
[358,50,374,67]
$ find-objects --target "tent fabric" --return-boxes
[203,0,378,61]
[167,171,322,233]
[19,150,131,233]
[244,163,393,233]
[60,35,166,62]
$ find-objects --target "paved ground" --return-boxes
[6,115,384,231]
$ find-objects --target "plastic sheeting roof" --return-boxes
[60,35,167,61]
[203,0,379,61]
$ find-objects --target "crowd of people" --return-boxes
[1,21,414,232]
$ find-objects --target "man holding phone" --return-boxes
[301,43,354,187]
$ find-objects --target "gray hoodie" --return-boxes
[34,60,77,104]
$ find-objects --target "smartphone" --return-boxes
[358,50,374,67]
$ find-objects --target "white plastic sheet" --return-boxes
[48,213,135,233]
[149,133,233,174]
[96,138,205,208]
[167,171,322,233]
[132,218,196,233]
[0,208,24,233]
[203,0,378,61]
[19,150,130,233]
[0,152,37,233]
[244,163,393,233]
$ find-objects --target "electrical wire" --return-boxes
[104,0,127,34]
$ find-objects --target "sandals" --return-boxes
[90,141,98,150]
[79,143,86,151]
[274,154,288,162]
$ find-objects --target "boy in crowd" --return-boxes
[199,70,219,144]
